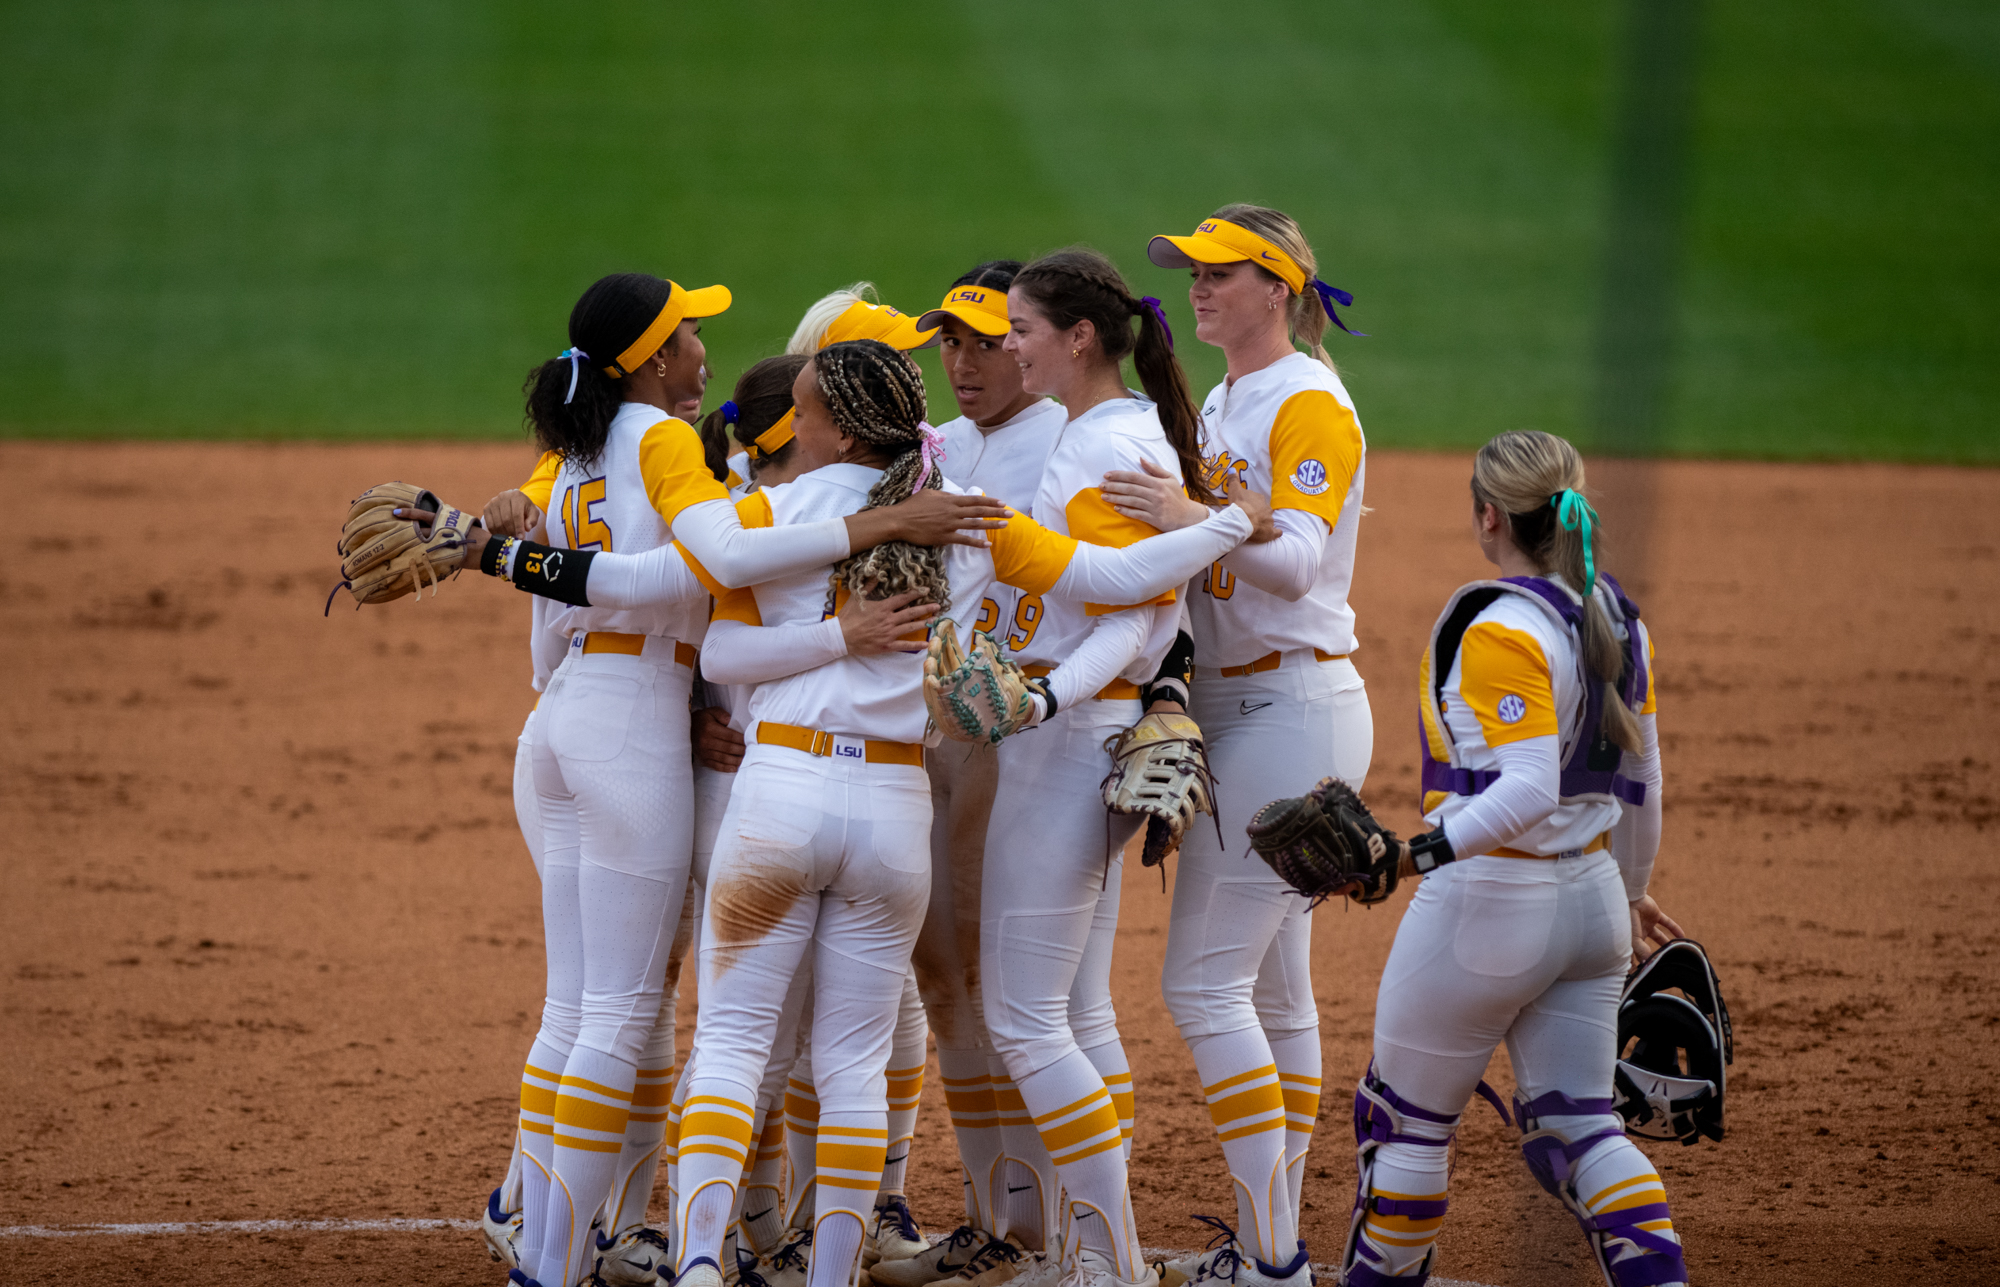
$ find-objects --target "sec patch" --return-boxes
[1290,459,1329,495]
[1496,694,1527,724]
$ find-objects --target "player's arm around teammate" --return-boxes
[877,262,1075,1274]
[1102,207,1375,1285]
[1338,430,1687,1287]
[965,248,1222,1287]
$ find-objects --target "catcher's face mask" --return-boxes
[1613,938,1733,1145]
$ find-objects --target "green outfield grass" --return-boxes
[2,0,1993,460]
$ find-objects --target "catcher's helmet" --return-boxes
[1613,938,1732,1146]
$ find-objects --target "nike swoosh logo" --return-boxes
[746,1207,773,1222]
[1240,700,1273,714]
[1261,251,1279,261]
[1007,1185,1034,1194]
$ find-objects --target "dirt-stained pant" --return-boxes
[673,743,931,1287]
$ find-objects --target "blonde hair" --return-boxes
[786,282,880,356]
[1470,430,1642,755]
[1211,202,1337,375]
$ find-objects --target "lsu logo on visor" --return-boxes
[1198,220,1220,234]
[950,288,990,305]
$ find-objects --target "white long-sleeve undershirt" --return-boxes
[1214,508,1328,602]
[1440,719,1665,903]
[670,497,852,591]
[1043,608,1155,711]
[699,616,848,687]
[1610,712,1663,902]
[1439,734,1561,862]
[1051,504,1253,604]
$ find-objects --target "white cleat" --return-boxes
[481,1188,523,1268]
[677,1258,728,1287]
[1058,1250,1160,1287]
[1230,1244,1310,1287]
[1156,1217,1245,1287]
[871,1224,988,1287]
[594,1224,673,1285]
[1007,1245,1073,1287]
[866,1194,930,1267]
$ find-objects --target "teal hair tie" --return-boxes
[1552,488,1599,587]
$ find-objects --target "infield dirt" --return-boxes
[2,443,1995,1285]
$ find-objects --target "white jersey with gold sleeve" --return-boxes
[1008,396,1181,681]
[1421,579,1657,856]
[545,401,729,648]
[939,397,1067,648]
[1187,351,1366,667]
[709,466,1083,745]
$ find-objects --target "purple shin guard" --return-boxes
[1340,1069,1455,1287]
[1515,1091,1687,1287]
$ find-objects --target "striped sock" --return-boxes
[604,1058,676,1235]
[1358,1133,1452,1278]
[988,1057,1052,1250]
[1266,1027,1322,1232]
[1020,1050,1142,1279]
[547,1046,638,1287]
[1573,1139,1683,1282]
[881,1061,926,1196]
[676,1084,758,1273]
[740,1108,789,1252]
[517,1040,566,1280]
[665,1060,693,1241]
[1192,1031,1293,1264]
[783,1072,821,1230]
[812,1114,887,1287]
[1081,1039,1135,1159]
[938,1047,1002,1231]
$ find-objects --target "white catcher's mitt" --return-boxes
[923,619,1048,745]
[1101,712,1218,867]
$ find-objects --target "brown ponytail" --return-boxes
[1014,248,1218,507]
[1470,430,1643,755]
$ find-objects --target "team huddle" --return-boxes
[338,204,1728,1287]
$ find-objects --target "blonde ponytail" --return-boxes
[1470,431,1643,755]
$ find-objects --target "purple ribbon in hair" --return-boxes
[1309,280,1367,336]
[559,347,588,403]
[1139,296,1174,350]
[911,421,948,492]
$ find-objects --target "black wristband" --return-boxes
[1033,679,1058,723]
[1142,628,1196,708]
[508,540,594,607]
[1407,828,1458,874]
[479,534,514,578]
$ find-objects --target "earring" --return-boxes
[1071,347,1081,358]
[1268,299,1279,311]
[655,357,668,377]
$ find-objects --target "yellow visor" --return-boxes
[606,280,733,376]
[744,407,796,460]
[1147,219,1305,294]
[820,299,941,351]
[917,284,1010,337]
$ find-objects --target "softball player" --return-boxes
[500,273,1009,1287]
[787,283,942,356]
[872,262,1073,1287]
[659,339,1264,1287]
[962,247,1222,1287]
[1097,205,1373,1286]
[1336,429,1685,1287]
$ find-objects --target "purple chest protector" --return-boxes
[1418,575,1648,809]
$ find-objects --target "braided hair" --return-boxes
[1012,248,1217,506]
[819,339,952,615]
